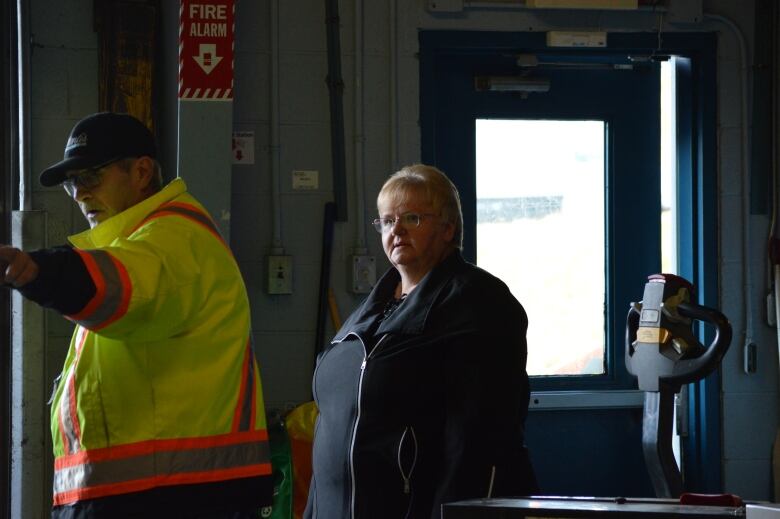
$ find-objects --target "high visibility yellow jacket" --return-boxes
[45,179,271,508]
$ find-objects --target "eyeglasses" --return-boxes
[62,164,111,197]
[372,212,437,233]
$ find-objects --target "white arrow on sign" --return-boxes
[193,43,222,75]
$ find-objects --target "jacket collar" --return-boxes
[68,178,188,249]
[333,249,464,341]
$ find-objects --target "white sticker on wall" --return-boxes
[292,170,319,190]
[232,131,255,164]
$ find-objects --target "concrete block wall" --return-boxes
[22,0,778,505]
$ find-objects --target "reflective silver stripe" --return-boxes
[237,354,256,431]
[59,368,80,454]
[146,204,223,241]
[73,250,126,329]
[53,438,270,495]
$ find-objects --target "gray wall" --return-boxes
[21,0,777,506]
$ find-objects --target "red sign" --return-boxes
[179,0,235,100]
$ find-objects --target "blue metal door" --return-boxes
[420,30,718,497]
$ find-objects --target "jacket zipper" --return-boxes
[397,426,418,495]
[348,333,390,519]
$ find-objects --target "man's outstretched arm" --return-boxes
[0,245,96,315]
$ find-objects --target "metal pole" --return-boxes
[324,0,348,222]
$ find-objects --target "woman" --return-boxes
[305,164,537,519]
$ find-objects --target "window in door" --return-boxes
[476,119,605,376]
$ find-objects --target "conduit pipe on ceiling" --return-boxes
[353,0,366,253]
[704,12,753,354]
[269,0,283,254]
[460,0,665,11]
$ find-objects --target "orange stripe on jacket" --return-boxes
[54,429,269,469]
[131,202,228,251]
[67,249,107,322]
[66,250,131,330]
[58,328,89,455]
[250,363,258,430]
[90,254,132,331]
[231,344,252,432]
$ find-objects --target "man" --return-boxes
[0,112,272,518]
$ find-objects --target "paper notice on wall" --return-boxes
[292,170,319,190]
[232,131,254,164]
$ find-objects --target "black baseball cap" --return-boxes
[39,112,157,187]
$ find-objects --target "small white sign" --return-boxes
[292,170,319,190]
[232,131,255,164]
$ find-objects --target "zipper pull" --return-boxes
[360,358,367,370]
[404,479,410,494]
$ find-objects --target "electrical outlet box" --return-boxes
[267,255,293,294]
[351,255,376,294]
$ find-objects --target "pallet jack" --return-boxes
[442,274,752,518]
[625,273,731,499]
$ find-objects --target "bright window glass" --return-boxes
[476,119,605,376]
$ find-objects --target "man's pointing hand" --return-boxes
[0,246,39,287]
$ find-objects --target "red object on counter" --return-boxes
[679,493,744,507]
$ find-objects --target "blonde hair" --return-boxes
[376,164,463,249]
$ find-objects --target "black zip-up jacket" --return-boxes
[305,251,537,519]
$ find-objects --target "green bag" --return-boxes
[259,420,293,519]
